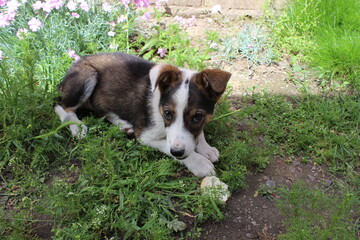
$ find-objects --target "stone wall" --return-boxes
[150,0,286,17]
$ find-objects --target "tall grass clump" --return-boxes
[273,0,360,89]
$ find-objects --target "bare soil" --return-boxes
[199,158,332,240]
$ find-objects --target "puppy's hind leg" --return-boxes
[56,66,98,139]
[54,105,88,139]
[106,113,134,135]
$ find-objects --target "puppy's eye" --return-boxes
[192,113,204,123]
[163,110,173,121]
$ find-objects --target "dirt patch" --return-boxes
[156,9,321,97]
[199,158,332,240]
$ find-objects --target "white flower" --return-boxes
[67,0,77,11]
[211,4,222,13]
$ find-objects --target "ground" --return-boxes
[199,158,332,240]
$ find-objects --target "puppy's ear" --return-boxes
[150,64,181,92]
[196,69,231,101]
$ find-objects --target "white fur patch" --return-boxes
[149,64,163,92]
[196,131,219,162]
[180,151,216,177]
[166,72,195,158]
[54,105,88,138]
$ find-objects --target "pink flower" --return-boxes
[141,12,151,21]
[117,15,126,23]
[174,15,196,27]
[7,11,16,21]
[107,31,115,37]
[157,48,167,58]
[102,2,112,12]
[41,1,52,13]
[66,0,76,11]
[49,0,62,9]
[109,21,116,27]
[134,0,150,8]
[80,1,89,12]
[0,50,3,61]
[16,28,28,39]
[32,1,43,11]
[0,0,7,7]
[28,17,42,32]
[188,15,196,26]
[71,12,79,18]
[0,13,11,27]
[67,50,80,62]
[6,0,21,11]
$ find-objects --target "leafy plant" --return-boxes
[213,23,278,65]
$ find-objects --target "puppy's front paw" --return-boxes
[182,153,216,178]
[196,145,219,163]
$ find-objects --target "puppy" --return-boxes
[54,52,231,177]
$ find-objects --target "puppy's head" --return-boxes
[150,64,231,159]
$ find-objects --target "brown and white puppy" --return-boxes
[54,52,231,177]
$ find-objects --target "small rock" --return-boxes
[200,176,230,202]
[67,176,78,184]
[265,179,276,187]
[293,160,301,166]
[246,233,254,238]
[251,221,257,226]
[325,179,333,187]
[308,175,316,181]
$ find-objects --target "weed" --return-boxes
[256,182,276,201]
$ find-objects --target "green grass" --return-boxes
[273,0,360,89]
[277,181,358,240]
[242,93,359,171]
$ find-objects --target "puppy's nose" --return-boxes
[170,148,185,158]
